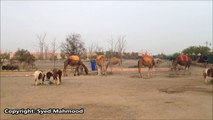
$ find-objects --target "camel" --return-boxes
[138,55,155,78]
[106,57,122,73]
[96,55,107,75]
[171,55,200,71]
[171,55,191,71]
[63,55,88,76]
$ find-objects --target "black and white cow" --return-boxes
[203,68,213,84]
[46,68,62,85]
[33,70,45,86]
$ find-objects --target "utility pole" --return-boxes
[205,41,209,47]
[212,39,213,53]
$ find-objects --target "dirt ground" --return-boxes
[0,60,212,120]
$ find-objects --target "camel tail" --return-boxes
[81,63,89,74]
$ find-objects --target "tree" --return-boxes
[182,46,211,56]
[44,44,49,60]
[107,37,116,58]
[60,51,66,59]
[107,35,126,63]
[12,49,36,68]
[88,43,96,60]
[61,33,86,56]
[36,32,47,60]
[0,52,10,67]
[115,35,126,64]
[26,54,36,68]
[51,38,57,67]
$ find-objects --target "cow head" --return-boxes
[46,71,53,80]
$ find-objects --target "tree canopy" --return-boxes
[61,33,86,57]
[12,49,35,65]
[182,46,211,56]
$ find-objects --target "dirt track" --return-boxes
[0,60,213,120]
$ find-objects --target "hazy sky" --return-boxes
[1,1,212,55]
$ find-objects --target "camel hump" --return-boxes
[142,55,153,63]
[96,55,105,61]
[177,55,190,62]
[69,55,80,61]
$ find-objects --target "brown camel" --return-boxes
[172,55,191,71]
[106,57,122,73]
[63,55,88,76]
[96,55,107,75]
[138,55,155,78]
[172,55,200,71]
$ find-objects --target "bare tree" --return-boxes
[51,38,57,67]
[88,42,104,60]
[107,35,126,64]
[116,35,126,64]
[94,43,104,55]
[88,43,95,60]
[107,36,117,58]
[36,32,47,60]
[44,44,49,60]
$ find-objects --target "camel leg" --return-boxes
[74,67,77,76]
[97,66,101,75]
[76,66,80,76]
[138,60,142,78]
[120,64,123,72]
[147,68,150,78]
[110,65,113,74]
[63,69,67,76]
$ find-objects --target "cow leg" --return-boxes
[204,76,208,84]
[41,77,44,85]
[53,79,55,84]
[59,75,61,84]
[38,79,41,85]
[35,79,38,86]
[57,77,60,85]
[59,72,62,83]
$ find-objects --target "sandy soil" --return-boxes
[0,60,212,120]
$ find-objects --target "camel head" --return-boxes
[154,58,163,67]
[171,59,178,71]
